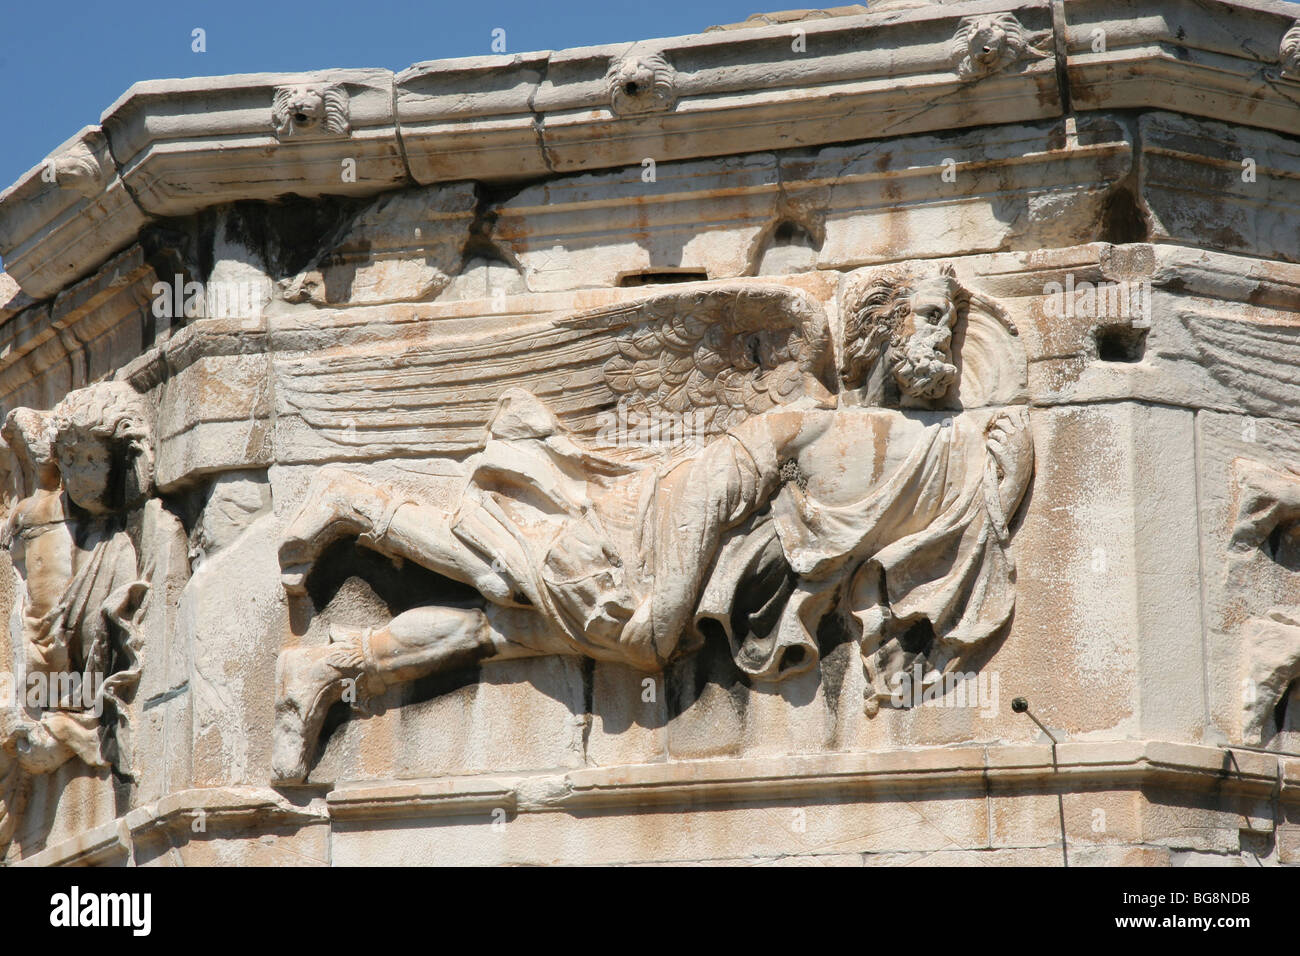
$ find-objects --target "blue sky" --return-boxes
[0,0,762,191]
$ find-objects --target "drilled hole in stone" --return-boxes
[294,113,308,124]
[1095,324,1147,363]
[624,81,639,96]
[619,270,708,287]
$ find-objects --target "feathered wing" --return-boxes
[275,312,643,460]
[1181,313,1300,412]
[275,284,834,462]
[561,283,836,439]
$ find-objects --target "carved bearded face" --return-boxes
[890,277,959,399]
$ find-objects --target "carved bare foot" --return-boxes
[279,467,385,595]
[272,633,371,784]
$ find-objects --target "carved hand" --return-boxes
[986,407,1033,516]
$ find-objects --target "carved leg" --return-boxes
[0,753,21,859]
[364,505,516,605]
[278,469,514,604]
[273,604,546,784]
[272,630,370,784]
[277,466,391,594]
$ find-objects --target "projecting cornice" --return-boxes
[1,0,1299,299]
[12,741,1300,866]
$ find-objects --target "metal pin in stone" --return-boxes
[1011,696,1058,744]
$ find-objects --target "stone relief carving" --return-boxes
[605,50,677,116]
[1229,457,1300,743]
[270,271,1033,783]
[272,83,350,140]
[1280,21,1300,82]
[0,382,164,854]
[950,13,1050,81]
[49,141,108,198]
[579,284,834,432]
[837,264,1029,712]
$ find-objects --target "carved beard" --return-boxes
[890,342,957,399]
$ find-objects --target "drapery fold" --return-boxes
[442,390,1024,694]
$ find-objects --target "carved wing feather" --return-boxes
[562,284,834,438]
[276,285,833,461]
[1182,313,1300,410]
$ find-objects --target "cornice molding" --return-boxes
[2,0,1298,303]
[13,740,1298,865]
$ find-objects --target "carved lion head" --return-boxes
[272,84,350,139]
[50,141,106,199]
[951,14,1029,79]
[605,52,677,116]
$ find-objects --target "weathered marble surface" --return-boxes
[3,0,1300,866]
[8,0,1300,299]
